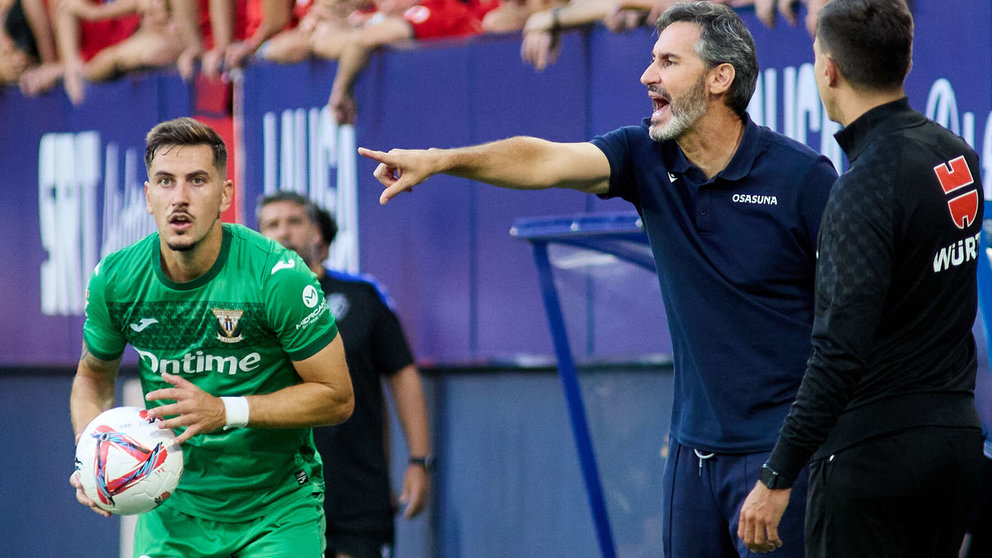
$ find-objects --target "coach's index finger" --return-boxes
[358,148,401,204]
[357,146,387,163]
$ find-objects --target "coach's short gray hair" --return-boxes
[656,2,759,118]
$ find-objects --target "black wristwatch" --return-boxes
[759,464,792,490]
[408,456,435,473]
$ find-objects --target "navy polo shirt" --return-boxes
[591,116,837,453]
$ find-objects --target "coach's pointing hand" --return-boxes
[359,147,442,205]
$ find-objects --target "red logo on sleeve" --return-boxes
[933,155,978,229]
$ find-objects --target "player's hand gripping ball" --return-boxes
[74,406,184,515]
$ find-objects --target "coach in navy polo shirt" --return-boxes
[358,3,837,557]
[592,112,834,456]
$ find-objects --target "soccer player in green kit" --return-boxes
[68,117,355,557]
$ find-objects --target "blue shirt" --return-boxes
[591,116,837,452]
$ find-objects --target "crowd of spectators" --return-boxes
[0,0,829,111]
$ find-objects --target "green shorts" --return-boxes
[133,491,325,558]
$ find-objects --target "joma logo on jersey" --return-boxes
[134,348,262,376]
[212,309,244,344]
[933,156,978,229]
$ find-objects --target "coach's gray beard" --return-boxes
[650,77,709,142]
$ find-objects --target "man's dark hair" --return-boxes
[144,117,227,174]
[816,0,913,91]
[656,2,759,118]
[255,190,323,228]
[313,206,338,246]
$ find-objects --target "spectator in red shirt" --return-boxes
[202,0,299,77]
[52,0,194,104]
[475,0,553,34]
[326,0,482,124]
[260,0,371,64]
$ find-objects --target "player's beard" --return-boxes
[167,240,196,252]
[649,75,709,142]
[165,215,216,252]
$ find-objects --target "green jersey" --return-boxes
[83,224,338,522]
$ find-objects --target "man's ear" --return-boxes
[822,54,839,87]
[709,62,736,96]
[219,179,233,215]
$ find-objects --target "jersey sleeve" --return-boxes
[263,253,339,361]
[82,260,127,361]
[797,154,839,251]
[367,283,415,376]
[589,126,640,203]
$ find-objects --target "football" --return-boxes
[74,406,184,515]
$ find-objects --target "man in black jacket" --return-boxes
[738,1,985,556]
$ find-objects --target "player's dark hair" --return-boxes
[144,117,227,175]
[656,2,758,118]
[255,191,335,243]
[816,0,913,91]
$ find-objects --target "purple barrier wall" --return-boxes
[1,2,991,557]
[0,74,192,367]
[3,3,989,369]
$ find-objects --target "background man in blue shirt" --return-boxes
[359,3,836,556]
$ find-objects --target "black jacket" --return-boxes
[768,97,984,483]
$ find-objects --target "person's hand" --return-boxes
[224,41,256,70]
[647,0,682,27]
[520,10,561,71]
[602,7,645,33]
[17,62,62,96]
[399,463,430,518]
[328,86,357,124]
[145,372,227,444]
[521,30,560,71]
[805,0,828,36]
[738,481,791,553]
[63,62,86,106]
[357,146,442,204]
[753,0,797,28]
[69,470,112,517]
[176,46,202,81]
[200,47,225,79]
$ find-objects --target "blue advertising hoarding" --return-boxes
[0,1,989,369]
[0,74,192,366]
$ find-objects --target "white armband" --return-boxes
[221,396,250,430]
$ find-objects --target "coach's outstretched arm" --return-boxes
[358,137,612,205]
